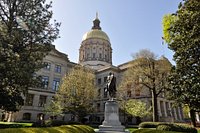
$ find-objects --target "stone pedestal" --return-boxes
[96,100,129,133]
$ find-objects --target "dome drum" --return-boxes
[79,15,112,70]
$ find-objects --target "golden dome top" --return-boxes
[82,29,110,42]
[82,13,110,42]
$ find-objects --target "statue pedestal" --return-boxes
[96,100,129,133]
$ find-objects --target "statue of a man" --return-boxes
[105,72,116,100]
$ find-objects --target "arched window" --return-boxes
[23,113,31,120]
[37,113,45,120]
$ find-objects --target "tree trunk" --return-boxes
[152,89,159,122]
[189,109,196,127]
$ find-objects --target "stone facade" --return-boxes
[1,15,187,124]
[7,46,77,122]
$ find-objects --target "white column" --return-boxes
[163,101,167,117]
[157,99,162,117]
[33,94,40,107]
[173,107,178,121]
[196,113,200,122]
[178,106,183,121]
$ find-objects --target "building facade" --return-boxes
[1,15,185,123]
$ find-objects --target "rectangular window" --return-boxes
[55,65,61,73]
[127,90,132,97]
[97,103,100,112]
[52,78,60,91]
[93,53,95,58]
[87,53,89,58]
[104,88,107,98]
[44,62,51,70]
[98,89,101,97]
[23,113,31,120]
[99,53,102,59]
[104,77,107,83]
[38,95,47,107]
[98,78,101,85]
[25,94,34,106]
[42,76,49,89]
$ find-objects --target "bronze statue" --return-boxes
[105,72,116,100]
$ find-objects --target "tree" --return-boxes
[44,99,63,120]
[162,0,200,127]
[0,0,60,112]
[56,65,97,122]
[125,99,151,119]
[118,49,171,122]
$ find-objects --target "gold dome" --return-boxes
[82,29,110,42]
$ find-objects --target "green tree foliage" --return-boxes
[162,14,177,44]
[0,0,60,111]
[56,65,97,122]
[162,0,200,127]
[44,99,63,119]
[125,99,151,118]
[118,49,171,122]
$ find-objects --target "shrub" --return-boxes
[157,123,197,133]
[45,120,67,127]
[66,121,82,125]
[32,120,67,127]
[32,120,46,127]
[132,129,185,133]
[138,122,162,128]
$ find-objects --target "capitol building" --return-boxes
[1,15,184,124]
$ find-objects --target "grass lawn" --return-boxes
[0,125,95,133]
[0,122,199,133]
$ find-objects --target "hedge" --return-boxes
[132,129,185,133]
[138,122,162,128]
[138,122,197,133]
[157,123,197,133]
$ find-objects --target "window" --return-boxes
[104,77,107,83]
[93,53,96,58]
[98,78,101,85]
[42,76,49,89]
[38,95,47,107]
[23,113,31,120]
[135,88,141,96]
[52,78,60,91]
[55,65,61,73]
[127,90,132,97]
[25,94,34,106]
[97,103,100,112]
[87,53,89,58]
[104,88,107,98]
[37,113,45,121]
[44,62,51,70]
[99,53,102,59]
[98,89,101,97]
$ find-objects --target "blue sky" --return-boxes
[48,0,181,66]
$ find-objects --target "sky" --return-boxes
[48,0,182,66]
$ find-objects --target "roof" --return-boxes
[82,29,110,42]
